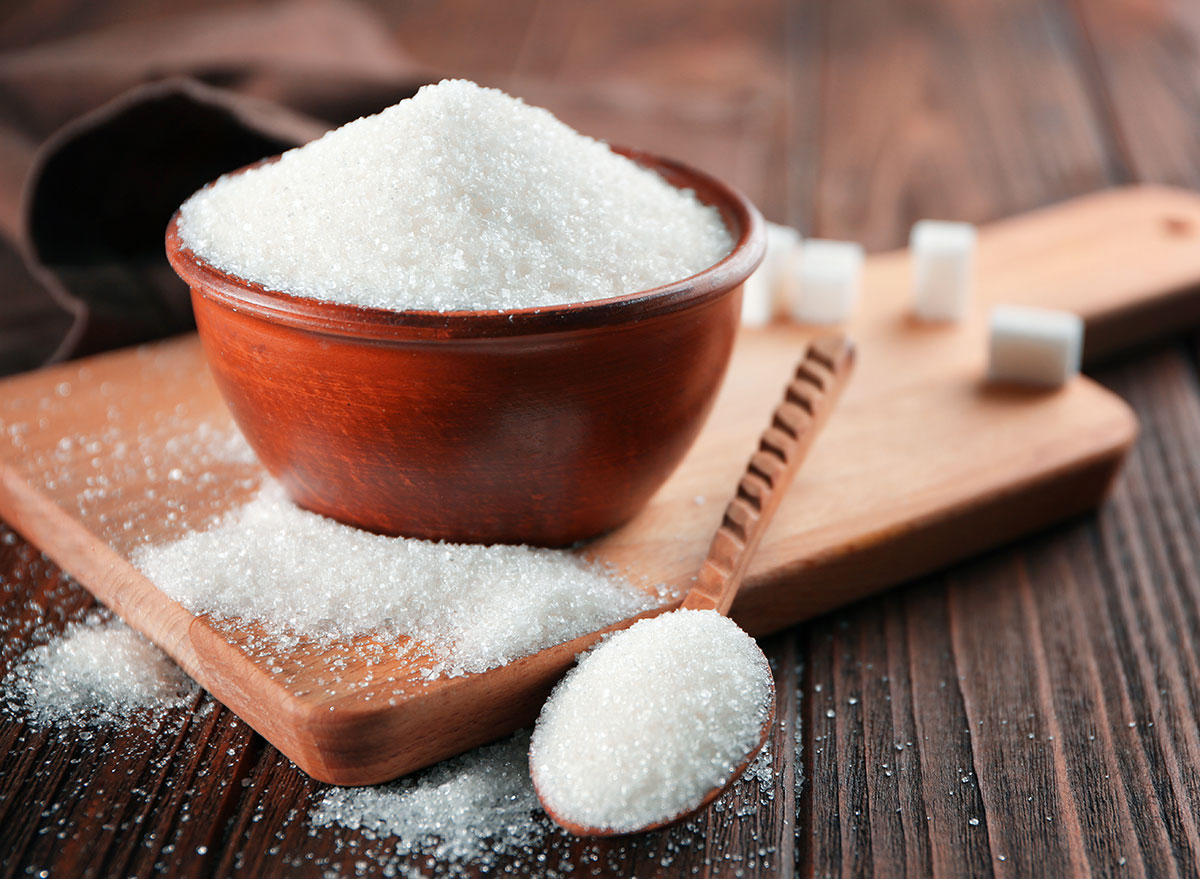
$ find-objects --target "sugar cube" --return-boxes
[987,305,1083,387]
[911,220,977,321]
[788,239,864,325]
[741,222,801,327]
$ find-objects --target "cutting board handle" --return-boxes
[682,335,856,615]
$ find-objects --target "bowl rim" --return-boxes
[166,146,765,341]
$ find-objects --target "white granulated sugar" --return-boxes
[530,608,773,833]
[133,482,659,677]
[3,612,196,727]
[312,732,547,868]
[179,79,731,311]
[309,728,779,875]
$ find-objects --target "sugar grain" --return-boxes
[3,612,196,728]
[179,79,731,312]
[310,729,779,877]
[530,608,773,832]
[312,732,547,868]
[134,482,661,677]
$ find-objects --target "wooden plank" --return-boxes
[780,0,826,230]
[515,0,790,217]
[950,350,1200,877]
[1070,0,1200,187]
[1069,28,1200,874]
[799,0,1200,876]
[0,553,262,879]
[380,0,542,77]
[814,0,1119,249]
[803,349,1200,877]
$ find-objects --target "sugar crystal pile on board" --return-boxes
[179,79,731,311]
[134,481,664,678]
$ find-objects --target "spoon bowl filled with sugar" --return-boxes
[530,335,855,836]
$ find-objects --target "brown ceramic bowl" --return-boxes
[165,147,764,546]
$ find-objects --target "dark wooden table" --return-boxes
[3,1,1200,876]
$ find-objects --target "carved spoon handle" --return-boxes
[682,334,856,615]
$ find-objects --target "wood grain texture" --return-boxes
[1068,0,1200,188]
[813,0,1118,249]
[684,335,854,615]
[4,0,1200,876]
[802,350,1200,878]
[799,0,1200,877]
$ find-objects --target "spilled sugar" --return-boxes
[530,609,774,833]
[0,526,794,876]
[2,611,196,728]
[0,359,806,874]
[2,373,782,868]
[179,79,731,311]
[310,730,779,878]
[134,481,663,677]
[311,732,546,868]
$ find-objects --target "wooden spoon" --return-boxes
[532,334,856,836]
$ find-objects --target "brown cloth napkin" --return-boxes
[0,1,779,377]
[0,0,427,375]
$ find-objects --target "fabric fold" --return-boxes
[0,0,777,375]
[0,0,426,373]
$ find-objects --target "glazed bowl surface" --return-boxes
[166,147,765,545]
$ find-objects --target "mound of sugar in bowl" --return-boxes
[178,79,732,311]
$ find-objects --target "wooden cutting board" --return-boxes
[3,185,1200,785]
